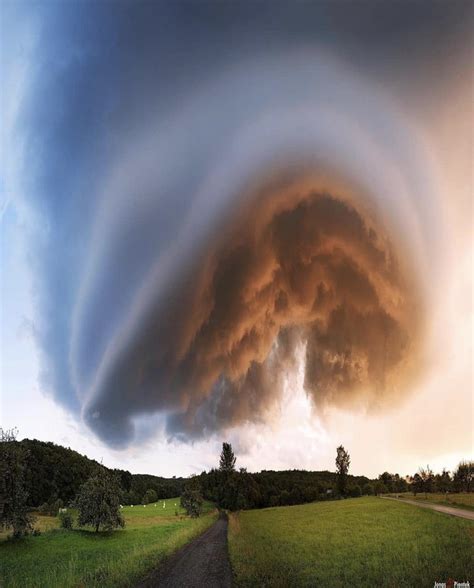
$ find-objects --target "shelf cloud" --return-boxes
[83,174,424,445]
[7,1,471,448]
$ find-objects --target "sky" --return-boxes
[1,1,472,478]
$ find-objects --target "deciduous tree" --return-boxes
[76,467,125,532]
[411,473,423,496]
[418,466,434,498]
[180,477,203,517]
[435,469,452,493]
[143,488,158,504]
[454,461,473,493]
[0,428,34,538]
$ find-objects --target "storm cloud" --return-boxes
[5,1,471,447]
[85,179,423,444]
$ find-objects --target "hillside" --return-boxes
[18,439,185,507]
[16,438,374,509]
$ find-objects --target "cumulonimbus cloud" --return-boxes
[12,2,465,449]
[85,176,424,443]
[70,53,438,447]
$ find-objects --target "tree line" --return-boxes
[182,443,363,514]
[1,429,472,536]
[180,443,473,515]
[7,437,185,510]
[0,429,128,536]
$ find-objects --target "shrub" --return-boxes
[58,511,74,529]
[143,488,158,504]
[348,485,362,498]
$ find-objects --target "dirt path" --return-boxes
[136,513,233,588]
[383,497,474,521]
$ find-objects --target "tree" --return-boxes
[348,484,362,498]
[418,466,434,498]
[0,428,34,538]
[123,490,141,506]
[335,445,350,496]
[435,469,452,493]
[143,489,158,504]
[280,489,291,505]
[454,461,473,493]
[219,442,236,473]
[374,481,388,496]
[20,439,99,507]
[411,473,423,496]
[362,483,374,495]
[391,473,408,493]
[217,469,262,511]
[76,467,125,532]
[180,477,203,518]
[379,472,393,492]
[115,469,133,493]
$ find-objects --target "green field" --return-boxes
[0,498,217,588]
[228,497,474,587]
[387,492,474,512]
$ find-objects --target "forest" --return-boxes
[6,438,472,516]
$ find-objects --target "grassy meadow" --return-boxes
[388,492,474,511]
[0,498,217,588]
[228,496,474,587]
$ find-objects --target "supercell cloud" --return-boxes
[5,2,471,447]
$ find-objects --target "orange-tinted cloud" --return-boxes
[85,174,424,441]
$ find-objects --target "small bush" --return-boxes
[143,489,158,504]
[58,511,74,529]
[362,483,374,495]
[32,528,42,536]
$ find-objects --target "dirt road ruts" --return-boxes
[136,513,232,587]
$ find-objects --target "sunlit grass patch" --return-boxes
[0,498,217,588]
[228,497,473,587]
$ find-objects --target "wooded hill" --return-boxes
[17,439,185,507]
[14,438,374,510]
[199,467,372,509]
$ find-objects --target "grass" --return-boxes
[228,497,474,587]
[386,492,474,512]
[0,498,217,588]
